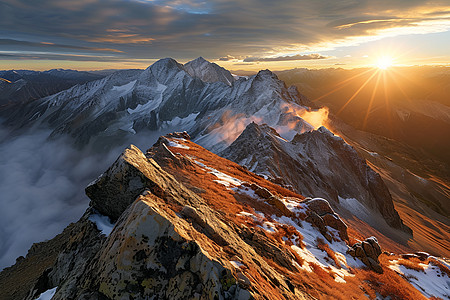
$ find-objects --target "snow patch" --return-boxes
[167,140,189,149]
[237,211,255,218]
[275,215,355,281]
[112,80,136,94]
[192,159,241,187]
[127,82,166,114]
[161,112,200,130]
[89,213,115,236]
[388,260,450,299]
[36,287,57,300]
[232,185,259,200]
[230,260,244,269]
[279,197,306,215]
[258,221,277,233]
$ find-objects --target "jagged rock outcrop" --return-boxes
[27,209,106,300]
[79,194,249,300]
[347,237,383,273]
[221,122,411,234]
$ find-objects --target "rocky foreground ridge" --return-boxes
[1,133,449,300]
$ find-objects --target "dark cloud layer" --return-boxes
[0,0,449,62]
[0,39,123,53]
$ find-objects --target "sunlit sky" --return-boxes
[1,0,450,71]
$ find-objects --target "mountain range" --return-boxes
[0,57,448,299]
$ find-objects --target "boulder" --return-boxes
[348,236,383,273]
[303,198,334,216]
[415,252,430,261]
[321,213,348,241]
[267,196,293,217]
[250,183,273,199]
[166,131,191,140]
[304,198,348,242]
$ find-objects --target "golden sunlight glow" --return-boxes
[376,56,393,70]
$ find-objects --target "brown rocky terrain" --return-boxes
[1,133,448,299]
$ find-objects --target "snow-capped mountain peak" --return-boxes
[183,56,235,86]
[5,57,319,151]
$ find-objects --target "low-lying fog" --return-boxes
[0,127,168,270]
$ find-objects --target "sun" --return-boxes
[376,56,393,70]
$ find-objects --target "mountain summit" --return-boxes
[183,57,235,86]
[221,122,411,233]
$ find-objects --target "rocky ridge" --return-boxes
[2,134,448,300]
[221,122,411,233]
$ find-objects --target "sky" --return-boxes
[1,0,450,71]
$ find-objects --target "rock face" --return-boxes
[85,144,185,221]
[347,237,383,273]
[183,57,235,86]
[221,122,411,233]
[82,195,248,300]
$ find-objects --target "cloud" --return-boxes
[0,39,123,53]
[244,53,332,62]
[0,51,123,62]
[0,0,449,66]
[218,55,237,61]
[0,114,195,270]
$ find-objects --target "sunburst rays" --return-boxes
[313,60,406,132]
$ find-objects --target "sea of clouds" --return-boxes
[0,126,166,270]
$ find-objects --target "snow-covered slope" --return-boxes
[183,56,235,86]
[4,58,313,151]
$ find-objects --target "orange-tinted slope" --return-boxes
[143,135,444,299]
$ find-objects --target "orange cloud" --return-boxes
[86,34,155,44]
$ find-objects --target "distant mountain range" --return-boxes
[0,69,104,108]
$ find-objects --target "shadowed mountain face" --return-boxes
[0,69,104,108]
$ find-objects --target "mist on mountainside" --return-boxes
[0,127,169,270]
